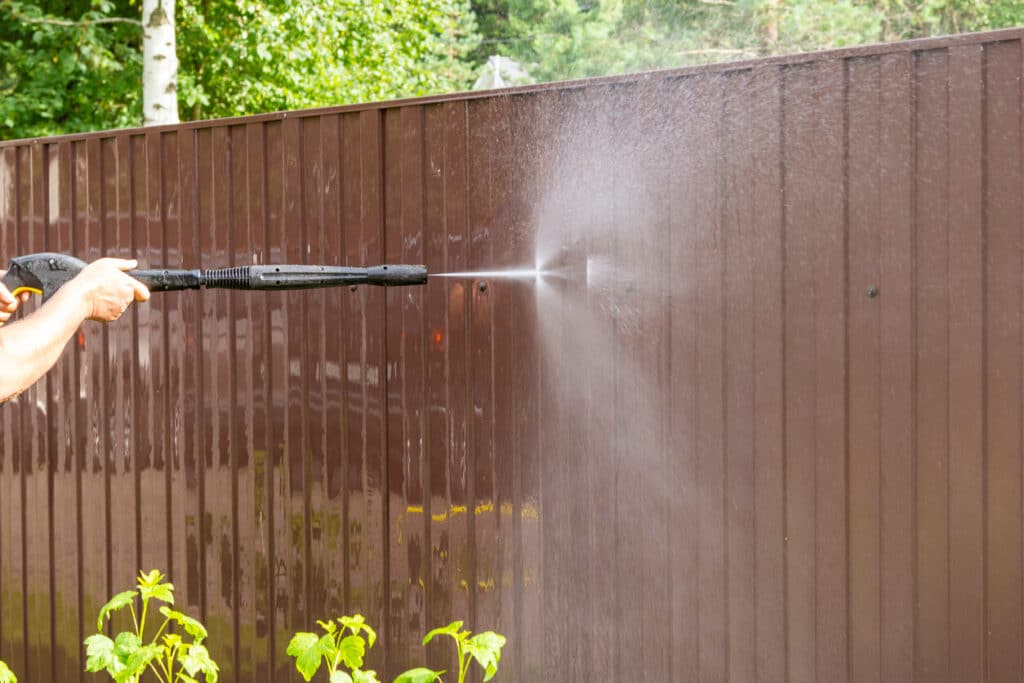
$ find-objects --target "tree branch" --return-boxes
[2,2,142,28]
[15,14,142,26]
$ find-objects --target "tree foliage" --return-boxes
[0,0,143,137]
[469,0,1024,83]
[175,0,478,121]
[1,0,477,140]
[4,0,1024,140]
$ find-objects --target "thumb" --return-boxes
[132,279,151,302]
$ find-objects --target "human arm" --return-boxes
[0,258,150,402]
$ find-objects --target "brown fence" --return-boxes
[2,26,1024,682]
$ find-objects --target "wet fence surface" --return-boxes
[2,26,1024,682]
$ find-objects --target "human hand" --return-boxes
[0,270,32,326]
[66,258,151,322]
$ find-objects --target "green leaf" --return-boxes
[113,631,143,661]
[351,670,380,683]
[317,619,337,635]
[137,569,164,588]
[339,614,376,647]
[337,634,366,670]
[287,632,324,682]
[159,606,209,641]
[330,672,353,683]
[392,667,444,683]
[465,632,505,682]
[96,590,138,630]
[121,643,162,681]
[84,634,116,673]
[0,660,15,683]
[180,643,219,683]
[422,621,463,646]
[138,570,175,604]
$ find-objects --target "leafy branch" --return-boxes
[288,614,382,683]
[400,621,505,683]
[12,14,141,26]
[1,0,142,27]
[288,615,504,683]
[84,569,219,683]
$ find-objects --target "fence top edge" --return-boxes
[2,25,1022,149]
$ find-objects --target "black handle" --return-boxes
[2,252,87,300]
[130,269,204,291]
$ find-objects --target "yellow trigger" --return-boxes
[10,286,42,298]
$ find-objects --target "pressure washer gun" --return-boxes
[1,252,428,301]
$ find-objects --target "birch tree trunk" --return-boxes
[142,0,179,125]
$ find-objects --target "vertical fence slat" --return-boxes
[264,118,291,680]
[50,139,80,683]
[775,57,851,682]
[877,50,916,683]
[340,110,363,628]
[229,121,254,681]
[505,90,542,683]
[0,144,27,678]
[279,114,307,665]
[23,141,53,683]
[695,72,727,683]
[137,130,170,574]
[782,63,814,683]
[722,68,758,683]
[172,126,205,634]
[318,113,346,630]
[537,88,570,683]
[106,135,138,628]
[749,63,787,683]
[466,98,496,664]
[401,103,429,670]
[161,130,183,614]
[299,115,322,654]
[79,137,106,656]
[848,55,883,683]
[341,107,388,644]
[814,58,849,683]
[669,74,701,682]
[421,102,450,674]
[514,91,549,683]
[439,99,470,674]
[915,48,952,683]
[984,37,1024,682]
[486,93,517,683]
[946,42,985,683]
[384,104,427,675]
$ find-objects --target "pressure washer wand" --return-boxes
[136,263,428,291]
[2,253,427,301]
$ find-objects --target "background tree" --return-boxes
[1,0,143,137]
[142,0,178,125]
[1,0,478,139]
[5,0,1024,141]
[467,0,1024,83]
[175,0,478,121]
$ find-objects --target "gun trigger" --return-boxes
[10,286,42,298]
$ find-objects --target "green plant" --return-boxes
[288,614,504,683]
[287,614,382,683]
[83,569,219,683]
[0,660,16,683]
[395,621,505,683]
